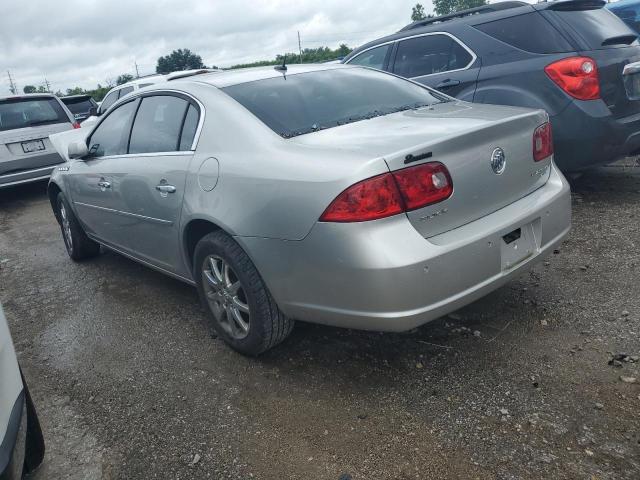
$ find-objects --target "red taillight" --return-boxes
[533,122,553,162]
[544,56,600,101]
[72,122,81,129]
[320,162,453,223]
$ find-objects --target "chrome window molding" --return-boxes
[91,88,206,153]
[346,31,478,80]
[84,151,194,162]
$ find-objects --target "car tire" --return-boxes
[56,192,100,261]
[194,230,294,356]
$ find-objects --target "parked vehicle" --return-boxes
[60,94,99,123]
[343,0,640,172]
[607,0,640,33]
[0,94,77,188]
[47,64,570,355]
[81,70,220,127]
[0,304,45,479]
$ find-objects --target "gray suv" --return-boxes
[343,0,640,172]
[0,94,76,188]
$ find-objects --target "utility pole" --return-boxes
[7,70,18,95]
[44,78,51,93]
[134,60,140,78]
[297,31,302,63]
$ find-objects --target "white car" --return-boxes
[0,305,44,479]
[81,69,220,127]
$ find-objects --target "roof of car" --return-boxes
[184,63,353,88]
[0,93,58,101]
[61,94,93,100]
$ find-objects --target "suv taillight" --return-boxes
[544,57,600,101]
[320,162,453,223]
[533,122,553,162]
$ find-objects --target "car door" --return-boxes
[110,93,199,274]
[66,98,139,247]
[390,33,480,101]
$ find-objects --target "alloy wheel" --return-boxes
[202,255,250,340]
[59,203,73,254]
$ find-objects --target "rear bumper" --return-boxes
[0,158,62,188]
[240,163,571,332]
[552,99,640,171]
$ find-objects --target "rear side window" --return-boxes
[118,86,134,98]
[129,96,190,154]
[0,97,68,131]
[179,104,199,151]
[551,8,638,49]
[474,13,573,54]
[348,44,391,70]
[88,100,138,157]
[393,34,473,78]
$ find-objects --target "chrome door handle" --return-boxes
[97,180,111,189]
[156,184,176,194]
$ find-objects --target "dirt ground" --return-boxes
[1,161,639,480]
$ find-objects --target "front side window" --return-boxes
[179,104,199,151]
[88,100,138,157]
[393,34,473,78]
[348,44,391,70]
[0,97,68,131]
[129,96,190,154]
[222,68,446,138]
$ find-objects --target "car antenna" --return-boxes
[274,55,287,73]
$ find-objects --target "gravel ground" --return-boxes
[1,161,639,480]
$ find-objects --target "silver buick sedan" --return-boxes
[48,64,571,355]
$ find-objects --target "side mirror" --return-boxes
[68,140,89,159]
[88,106,98,117]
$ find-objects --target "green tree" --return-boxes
[156,49,205,74]
[433,0,486,16]
[412,3,427,21]
[116,74,134,85]
[23,85,37,94]
[65,87,85,96]
[230,45,353,69]
[36,86,48,93]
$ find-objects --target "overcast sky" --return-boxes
[0,0,444,95]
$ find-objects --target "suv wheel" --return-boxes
[56,193,100,261]
[194,231,293,356]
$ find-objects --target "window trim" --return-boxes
[87,89,206,160]
[347,32,478,80]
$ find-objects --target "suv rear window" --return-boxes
[474,12,573,54]
[550,8,638,49]
[62,97,96,115]
[222,68,445,138]
[0,97,68,132]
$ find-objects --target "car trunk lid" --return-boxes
[293,101,551,238]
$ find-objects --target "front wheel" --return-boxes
[56,193,100,261]
[194,231,293,356]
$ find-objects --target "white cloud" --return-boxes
[0,0,434,95]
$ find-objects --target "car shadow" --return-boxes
[0,180,49,206]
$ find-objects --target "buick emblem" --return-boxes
[490,147,506,175]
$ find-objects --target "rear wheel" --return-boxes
[194,231,293,356]
[56,193,100,261]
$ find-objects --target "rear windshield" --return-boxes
[474,12,573,54]
[608,2,640,33]
[0,97,68,132]
[221,68,446,138]
[550,7,638,49]
[62,97,96,114]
